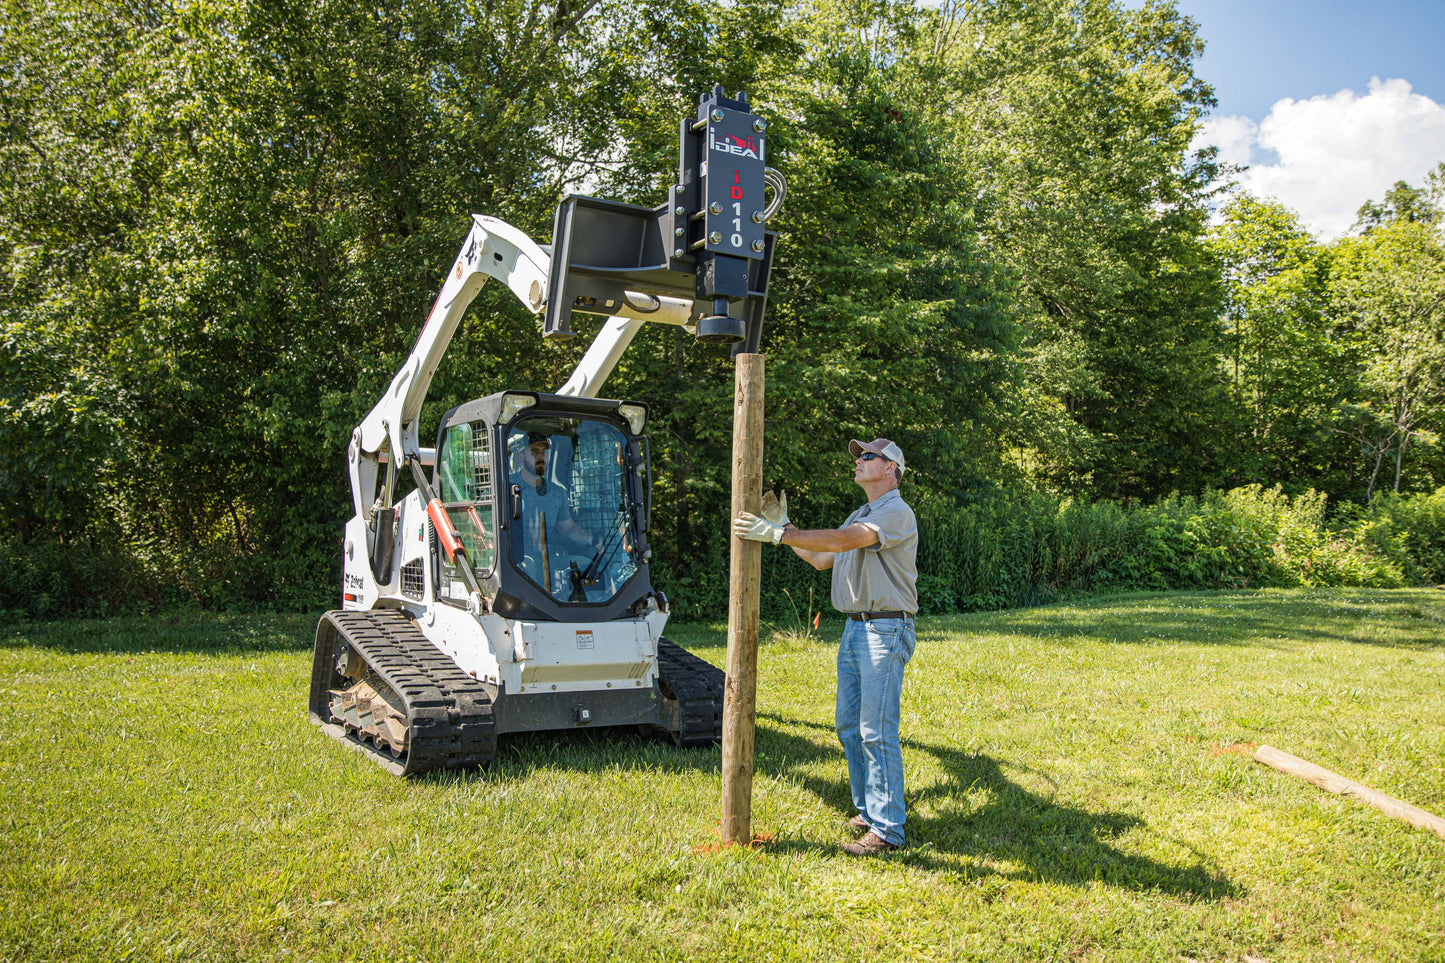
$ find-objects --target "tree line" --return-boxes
[3,0,1443,617]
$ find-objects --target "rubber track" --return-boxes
[656,637,725,746]
[314,610,497,776]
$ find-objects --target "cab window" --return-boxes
[436,420,496,599]
[507,416,639,604]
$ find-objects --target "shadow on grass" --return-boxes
[0,610,318,654]
[963,589,1445,651]
[414,716,1225,899]
[756,711,1237,899]
[417,724,726,782]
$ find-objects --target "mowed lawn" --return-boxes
[2,588,1442,962]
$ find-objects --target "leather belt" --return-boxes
[849,610,907,621]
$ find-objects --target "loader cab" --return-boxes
[433,391,653,622]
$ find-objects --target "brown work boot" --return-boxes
[842,830,899,856]
[845,814,869,834]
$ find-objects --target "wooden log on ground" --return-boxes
[721,353,764,846]
[1254,744,1445,840]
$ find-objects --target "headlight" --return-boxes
[500,392,538,423]
[617,403,647,435]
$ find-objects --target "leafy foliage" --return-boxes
[1206,196,1353,494]
[4,0,1443,618]
[670,483,1442,625]
[1327,219,1445,501]
[929,0,1231,497]
[2,0,706,610]
[898,483,1427,617]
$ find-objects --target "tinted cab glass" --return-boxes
[506,416,639,605]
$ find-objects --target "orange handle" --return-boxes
[426,499,465,563]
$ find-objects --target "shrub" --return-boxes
[0,528,163,619]
[1363,488,1445,584]
[895,484,1424,618]
[10,484,1438,621]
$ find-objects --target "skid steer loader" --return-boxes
[309,88,782,775]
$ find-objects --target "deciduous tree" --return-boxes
[1207,195,1352,494]
[925,0,1229,498]
[1329,220,1445,500]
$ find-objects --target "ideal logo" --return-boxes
[710,133,759,160]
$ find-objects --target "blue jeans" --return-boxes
[836,615,916,846]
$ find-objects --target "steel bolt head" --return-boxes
[674,226,684,237]
[751,239,765,252]
[673,247,684,258]
[711,109,724,122]
[752,210,764,223]
[708,231,722,244]
[674,206,686,216]
[753,118,766,132]
[709,202,722,215]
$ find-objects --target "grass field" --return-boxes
[2,588,1443,962]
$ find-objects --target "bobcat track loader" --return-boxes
[309,88,781,775]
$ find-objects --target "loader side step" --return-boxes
[310,609,497,776]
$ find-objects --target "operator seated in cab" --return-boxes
[508,419,643,604]
[509,429,597,595]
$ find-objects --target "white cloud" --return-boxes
[1201,114,1259,170]
[1194,78,1445,239]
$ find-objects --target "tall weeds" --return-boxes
[742,485,1444,621]
[9,486,1443,621]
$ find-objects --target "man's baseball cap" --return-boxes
[849,438,905,474]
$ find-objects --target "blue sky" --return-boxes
[1175,0,1445,237]
[1178,0,1444,122]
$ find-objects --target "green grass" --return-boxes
[2,588,1443,962]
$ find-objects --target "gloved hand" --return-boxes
[733,511,785,545]
[760,490,789,528]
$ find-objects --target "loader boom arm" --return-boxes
[348,215,694,522]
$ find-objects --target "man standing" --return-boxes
[733,438,918,855]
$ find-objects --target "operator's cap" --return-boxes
[849,438,905,474]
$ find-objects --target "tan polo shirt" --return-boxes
[830,488,918,615]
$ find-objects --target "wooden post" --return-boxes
[721,352,764,846]
[1254,744,1445,840]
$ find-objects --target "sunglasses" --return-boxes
[859,452,889,462]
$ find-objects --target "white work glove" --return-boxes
[760,490,789,528]
[733,511,785,545]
